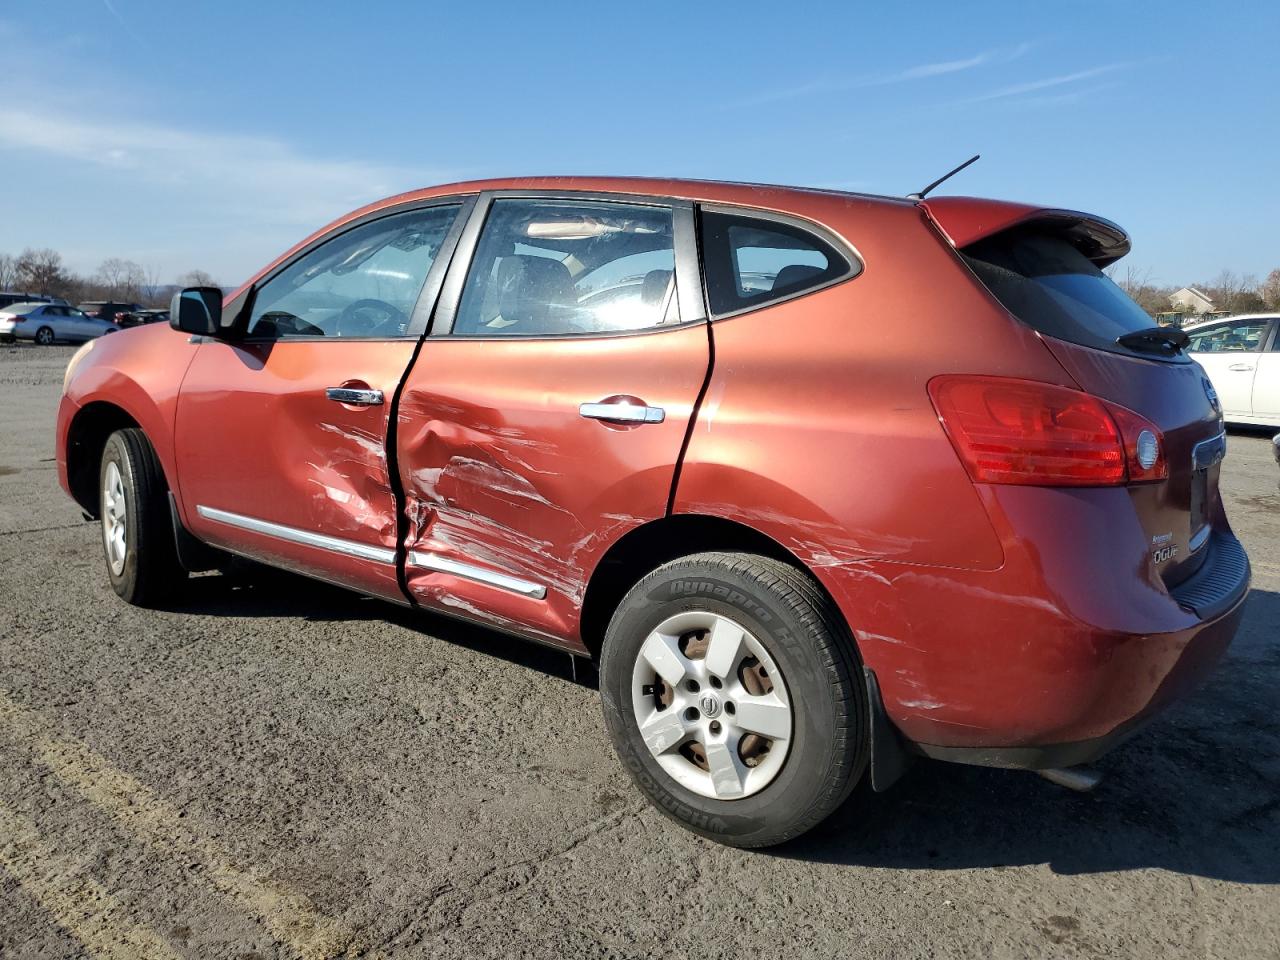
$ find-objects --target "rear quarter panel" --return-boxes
[673,196,1079,716]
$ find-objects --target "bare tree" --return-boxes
[177,269,217,288]
[1260,268,1280,310]
[0,253,18,291]
[95,258,146,301]
[1106,264,1173,318]
[1199,269,1266,315]
[96,257,128,292]
[15,248,70,296]
[141,265,166,305]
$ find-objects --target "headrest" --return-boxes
[497,255,576,331]
[640,269,673,306]
[772,264,824,292]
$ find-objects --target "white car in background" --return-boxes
[1186,314,1280,427]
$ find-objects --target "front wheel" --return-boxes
[99,428,184,606]
[600,552,868,848]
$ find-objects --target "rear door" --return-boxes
[1187,318,1270,417]
[174,199,470,601]
[395,192,708,643]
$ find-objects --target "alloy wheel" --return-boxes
[630,610,793,800]
[102,460,127,576]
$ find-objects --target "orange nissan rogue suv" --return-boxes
[57,177,1249,846]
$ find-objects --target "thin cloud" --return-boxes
[0,102,445,226]
[733,43,1032,107]
[961,63,1131,104]
[100,0,149,50]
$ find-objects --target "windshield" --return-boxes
[962,227,1182,362]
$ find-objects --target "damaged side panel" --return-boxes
[176,340,417,602]
[395,328,710,648]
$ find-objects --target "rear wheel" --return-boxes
[600,551,868,848]
[99,428,184,606]
[35,326,54,345]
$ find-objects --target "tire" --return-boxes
[35,326,54,345]
[99,428,184,606]
[599,552,868,848]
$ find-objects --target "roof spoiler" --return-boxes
[919,196,1131,268]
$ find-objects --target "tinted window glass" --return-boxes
[453,199,677,337]
[962,227,1176,361]
[699,209,853,316]
[247,204,460,339]
[1187,321,1269,353]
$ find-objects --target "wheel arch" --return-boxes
[579,513,851,661]
[65,401,145,516]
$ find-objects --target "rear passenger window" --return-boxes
[698,208,855,316]
[453,199,678,337]
[1187,321,1268,353]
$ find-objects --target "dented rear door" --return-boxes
[174,200,469,602]
[395,192,709,646]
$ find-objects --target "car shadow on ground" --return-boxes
[778,588,1280,885]
[176,565,596,686]
[175,567,1277,884]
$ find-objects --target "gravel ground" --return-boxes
[1,342,1278,960]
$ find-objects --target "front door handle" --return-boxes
[580,399,665,424]
[1227,363,1255,372]
[326,386,384,406]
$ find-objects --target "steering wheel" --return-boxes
[336,298,406,337]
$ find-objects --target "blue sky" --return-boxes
[1,1,1276,288]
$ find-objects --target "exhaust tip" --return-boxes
[1036,766,1103,793]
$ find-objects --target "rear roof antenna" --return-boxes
[907,154,981,200]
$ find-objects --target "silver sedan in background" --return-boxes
[0,302,120,345]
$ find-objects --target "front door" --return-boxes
[174,200,468,601]
[396,193,709,643]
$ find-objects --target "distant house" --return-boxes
[1169,286,1216,314]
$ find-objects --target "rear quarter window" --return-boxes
[698,208,857,317]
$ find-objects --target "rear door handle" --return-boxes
[1227,363,1255,372]
[580,400,665,424]
[326,386,384,406]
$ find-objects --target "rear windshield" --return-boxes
[962,227,1181,361]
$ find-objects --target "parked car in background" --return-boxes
[1186,314,1280,428]
[56,176,1249,847]
[77,301,143,324]
[0,291,53,310]
[1,302,120,344]
[116,308,170,328]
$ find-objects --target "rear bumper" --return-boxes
[817,488,1250,758]
[910,574,1247,769]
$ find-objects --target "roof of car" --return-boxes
[225,175,1132,298]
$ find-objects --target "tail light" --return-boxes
[928,375,1167,486]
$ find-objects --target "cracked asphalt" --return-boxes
[1,342,1278,959]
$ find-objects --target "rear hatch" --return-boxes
[924,199,1225,588]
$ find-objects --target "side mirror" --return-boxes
[169,287,224,336]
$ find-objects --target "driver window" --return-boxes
[246,204,460,339]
